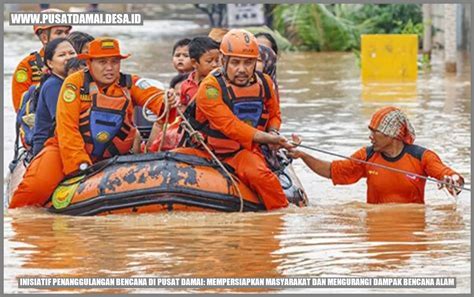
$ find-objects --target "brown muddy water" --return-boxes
[3,21,471,294]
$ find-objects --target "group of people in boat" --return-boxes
[8,8,465,210]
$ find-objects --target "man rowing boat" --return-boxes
[288,106,465,204]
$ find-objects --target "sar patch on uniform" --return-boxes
[15,69,28,83]
[96,131,110,143]
[63,88,76,103]
[205,86,219,100]
[65,83,78,90]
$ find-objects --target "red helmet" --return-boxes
[33,9,72,34]
[220,29,259,59]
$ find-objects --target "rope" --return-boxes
[292,142,471,193]
[177,108,245,212]
[142,90,170,153]
[158,92,170,152]
[142,90,167,122]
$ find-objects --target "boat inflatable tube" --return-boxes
[44,151,308,216]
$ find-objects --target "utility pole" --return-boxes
[444,4,457,73]
[422,4,432,58]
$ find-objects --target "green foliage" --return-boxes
[352,49,361,68]
[273,4,359,51]
[244,25,294,51]
[421,53,431,70]
[272,3,423,51]
[400,19,424,38]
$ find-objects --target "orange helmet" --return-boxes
[220,29,259,59]
[33,8,72,34]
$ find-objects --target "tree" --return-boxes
[194,4,226,28]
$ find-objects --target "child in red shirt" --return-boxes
[144,73,187,152]
[147,37,220,152]
[179,36,220,110]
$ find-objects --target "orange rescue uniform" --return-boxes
[330,144,461,204]
[177,71,287,210]
[10,70,170,208]
[12,49,45,112]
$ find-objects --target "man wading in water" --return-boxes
[288,106,465,204]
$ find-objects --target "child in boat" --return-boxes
[131,38,190,152]
[142,73,188,152]
[145,37,220,153]
[179,36,220,111]
[172,38,193,74]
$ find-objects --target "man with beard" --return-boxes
[176,29,292,210]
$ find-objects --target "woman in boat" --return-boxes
[32,37,77,156]
[9,38,178,209]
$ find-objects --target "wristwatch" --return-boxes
[79,162,89,171]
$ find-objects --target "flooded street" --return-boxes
[3,21,471,293]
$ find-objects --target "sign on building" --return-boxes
[227,4,265,27]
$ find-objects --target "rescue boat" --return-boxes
[40,151,307,216]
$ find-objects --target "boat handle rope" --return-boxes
[176,108,245,212]
[278,171,293,190]
[142,90,168,122]
[141,89,170,153]
[291,142,471,193]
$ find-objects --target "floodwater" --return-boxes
[3,20,471,294]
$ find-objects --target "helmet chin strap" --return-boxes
[46,28,52,43]
[222,55,230,80]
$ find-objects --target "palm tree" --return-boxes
[272,4,360,51]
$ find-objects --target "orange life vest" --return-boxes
[78,71,137,159]
[186,71,271,156]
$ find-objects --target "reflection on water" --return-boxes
[5,203,469,294]
[5,211,286,293]
[3,21,471,294]
[363,205,428,270]
[361,83,417,103]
